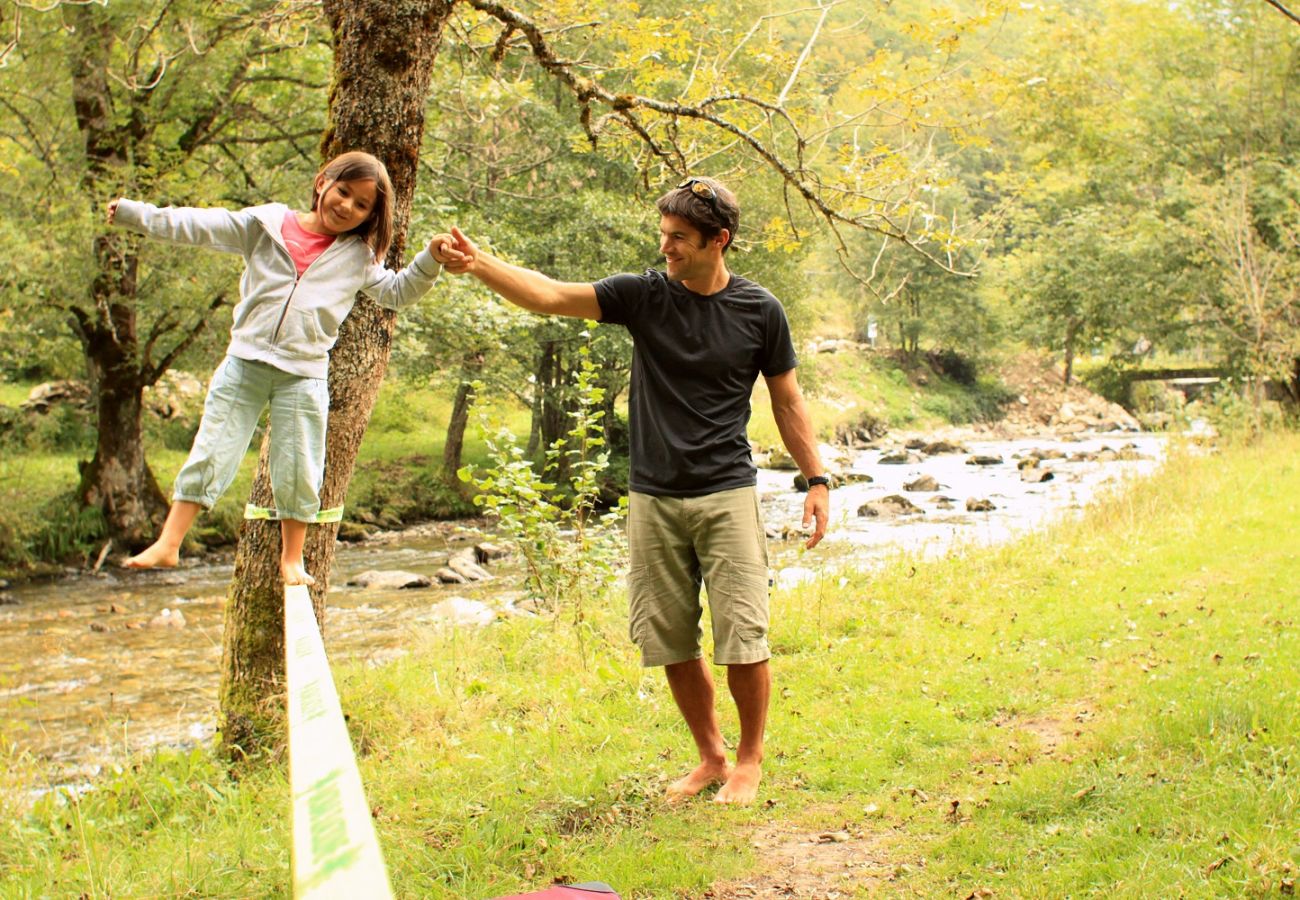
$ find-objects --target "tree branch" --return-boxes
[462,0,977,276]
[145,292,228,385]
[1264,0,1300,26]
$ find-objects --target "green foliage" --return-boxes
[1186,381,1288,440]
[26,491,107,565]
[459,345,627,648]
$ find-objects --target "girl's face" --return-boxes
[315,175,378,235]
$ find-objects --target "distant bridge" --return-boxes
[1121,367,1297,406]
[1121,367,1228,404]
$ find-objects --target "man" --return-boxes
[436,177,829,805]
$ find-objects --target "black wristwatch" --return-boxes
[806,475,831,489]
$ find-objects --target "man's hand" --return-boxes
[431,225,479,275]
[106,199,120,225]
[802,484,829,549]
[429,230,471,271]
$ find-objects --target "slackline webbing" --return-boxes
[285,584,392,898]
[245,504,344,523]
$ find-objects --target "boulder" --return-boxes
[1020,467,1055,483]
[144,370,204,420]
[965,498,996,512]
[474,542,511,564]
[435,567,466,584]
[922,440,967,455]
[766,446,800,470]
[903,474,940,492]
[879,451,921,465]
[966,455,1004,466]
[857,494,924,518]
[448,550,493,582]
[21,380,91,413]
[336,521,375,543]
[347,569,433,589]
[837,471,874,485]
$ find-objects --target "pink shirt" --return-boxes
[282,211,336,277]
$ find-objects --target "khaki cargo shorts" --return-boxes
[627,485,770,667]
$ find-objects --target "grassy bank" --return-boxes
[0,380,526,578]
[3,433,1296,897]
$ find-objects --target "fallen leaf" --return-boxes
[1205,856,1231,874]
[1073,785,1096,800]
[817,831,851,844]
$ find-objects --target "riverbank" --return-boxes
[0,349,1128,583]
[4,431,1295,897]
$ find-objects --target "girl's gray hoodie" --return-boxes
[114,199,441,380]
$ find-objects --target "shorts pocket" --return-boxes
[717,559,769,638]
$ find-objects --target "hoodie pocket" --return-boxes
[276,308,327,361]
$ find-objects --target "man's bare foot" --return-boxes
[281,560,316,587]
[713,761,762,805]
[666,761,732,802]
[122,542,180,569]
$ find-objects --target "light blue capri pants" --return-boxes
[173,355,329,522]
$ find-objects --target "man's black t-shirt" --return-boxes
[594,269,798,497]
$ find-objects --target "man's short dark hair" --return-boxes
[656,177,740,252]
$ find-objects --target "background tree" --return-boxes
[0,0,327,549]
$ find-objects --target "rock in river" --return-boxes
[348,570,433,590]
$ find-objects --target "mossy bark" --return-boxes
[218,0,455,759]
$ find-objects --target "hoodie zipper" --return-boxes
[267,220,344,346]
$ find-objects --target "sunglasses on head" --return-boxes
[678,178,719,205]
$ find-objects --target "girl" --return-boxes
[110,151,461,586]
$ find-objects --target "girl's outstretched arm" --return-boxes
[110,199,252,255]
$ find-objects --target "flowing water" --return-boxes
[0,432,1169,802]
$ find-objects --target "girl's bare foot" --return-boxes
[122,542,180,569]
[281,560,315,587]
[713,761,762,805]
[666,761,732,802]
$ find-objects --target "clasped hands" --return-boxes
[429,226,477,274]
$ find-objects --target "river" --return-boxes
[0,431,1169,803]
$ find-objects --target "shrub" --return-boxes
[459,345,627,656]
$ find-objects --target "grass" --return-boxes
[749,348,1007,450]
[0,379,529,576]
[3,431,1297,897]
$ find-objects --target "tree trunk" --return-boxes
[1062,318,1079,386]
[218,0,455,759]
[441,354,482,481]
[67,9,169,550]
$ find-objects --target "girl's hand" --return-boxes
[430,228,475,274]
[106,199,120,225]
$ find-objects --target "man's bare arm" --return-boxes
[439,225,601,320]
[765,368,829,549]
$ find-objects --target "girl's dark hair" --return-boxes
[311,151,394,261]
[655,176,740,251]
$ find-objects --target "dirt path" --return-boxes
[706,705,1093,899]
